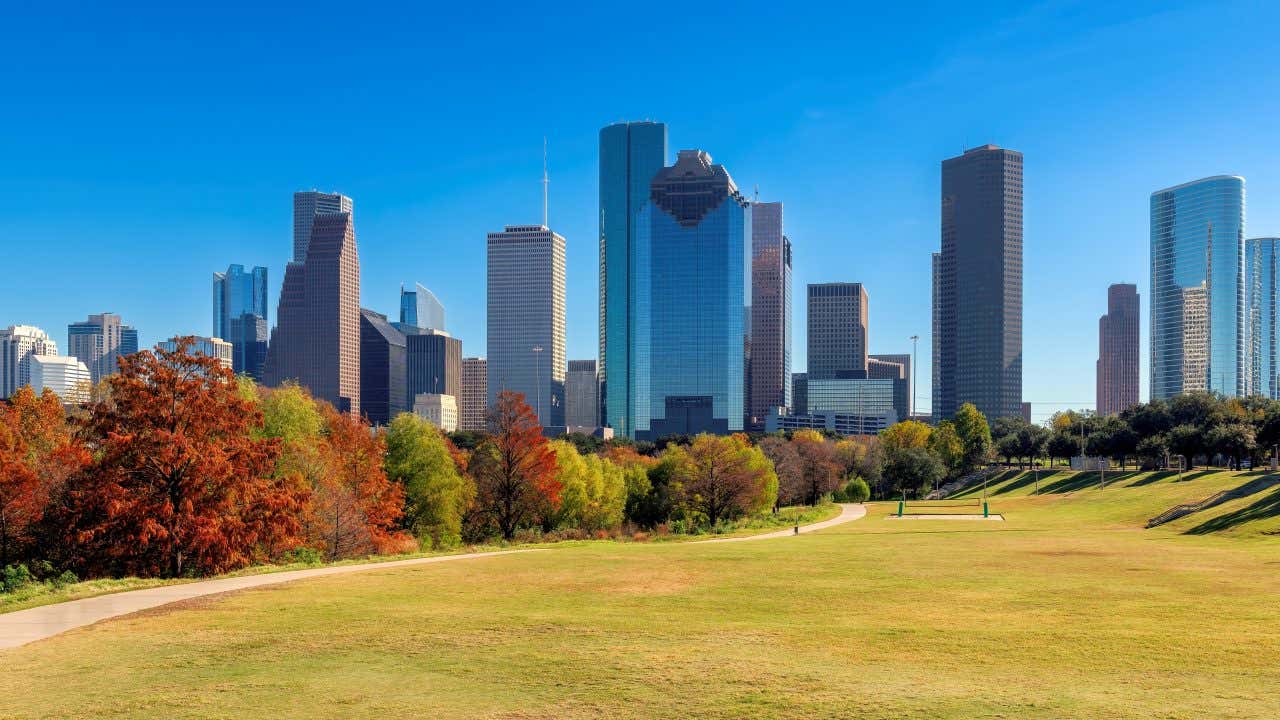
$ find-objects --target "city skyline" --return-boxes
[5,3,1280,423]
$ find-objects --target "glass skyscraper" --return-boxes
[626,149,750,440]
[1247,237,1279,398]
[213,264,268,378]
[399,282,445,331]
[1150,176,1245,400]
[599,121,668,437]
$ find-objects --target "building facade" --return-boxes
[599,120,669,436]
[213,264,268,378]
[791,372,808,415]
[30,355,91,404]
[747,201,792,430]
[293,191,352,263]
[158,336,233,369]
[460,357,488,431]
[264,208,362,414]
[359,309,408,426]
[1247,238,1280,398]
[1096,283,1140,415]
[565,359,600,430]
[807,283,868,380]
[487,225,566,429]
[0,325,57,399]
[933,144,1024,421]
[413,393,458,432]
[870,353,912,417]
[67,313,138,384]
[1150,176,1245,400]
[404,327,462,412]
[399,283,445,332]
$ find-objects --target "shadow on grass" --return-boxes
[1040,471,1137,494]
[1185,486,1280,535]
[1126,471,1175,487]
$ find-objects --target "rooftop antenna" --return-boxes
[542,136,549,228]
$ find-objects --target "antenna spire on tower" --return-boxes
[542,136,549,228]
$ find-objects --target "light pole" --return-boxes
[532,345,543,426]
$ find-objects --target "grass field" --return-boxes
[3,471,1279,719]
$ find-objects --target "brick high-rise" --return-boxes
[747,201,792,429]
[1096,283,1140,415]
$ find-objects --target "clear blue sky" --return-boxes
[3,1,1278,422]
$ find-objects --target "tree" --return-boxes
[50,340,306,578]
[1166,423,1204,469]
[669,434,777,527]
[312,408,409,559]
[470,391,559,540]
[879,420,932,454]
[758,436,803,506]
[792,429,841,505]
[1047,431,1078,466]
[1207,422,1256,470]
[384,413,474,549]
[927,421,965,477]
[953,403,994,470]
[883,446,945,498]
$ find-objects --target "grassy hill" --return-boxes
[3,471,1279,719]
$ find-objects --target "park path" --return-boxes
[0,503,866,650]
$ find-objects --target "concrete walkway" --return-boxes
[0,503,867,650]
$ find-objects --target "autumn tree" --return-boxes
[879,420,933,454]
[791,429,841,505]
[384,412,473,549]
[0,387,82,566]
[470,391,559,540]
[312,407,409,559]
[669,434,777,527]
[50,340,306,578]
[758,435,803,506]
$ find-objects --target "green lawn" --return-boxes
[4,472,1280,719]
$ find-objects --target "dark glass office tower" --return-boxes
[404,327,462,411]
[933,144,1024,421]
[747,201,792,429]
[627,149,749,440]
[1097,283,1140,415]
[807,283,868,381]
[359,309,407,426]
[213,264,268,378]
[599,121,668,437]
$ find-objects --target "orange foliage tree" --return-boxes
[470,391,559,540]
[310,407,409,559]
[50,339,307,578]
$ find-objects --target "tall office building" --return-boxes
[0,325,58,398]
[791,372,808,415]
[67,313,138,384]
[487,225,566,429]
[870,353,913,417]
[404,327,462,412]
[360,309,408,426]
[213,264,269,378]
[1150,176,1245,400]
[460,357,488,431]
[30,355,91,404]
[603,149,749,440]
[293,191,352,263]
[1248,238,1280,398]
[932,144,1024,421]
[399,283,446,332]
[747,201,792,429]
[565,359,600,430]
[808,283,868,380]
[264,209,361,414]
[599,120,669,435]
[157,336,233,369]
[1096,283,1140,415]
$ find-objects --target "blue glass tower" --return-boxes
[1150,176,1245,399]
[399,282,446,331]
[213,264,269,378]
[599,121,668,437]
[629,149,749,440]
[1248,237,1280,398]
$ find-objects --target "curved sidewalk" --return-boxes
[0,503,866,650]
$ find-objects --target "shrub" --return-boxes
[281,547,324,566]
[834,477,871,503]
[52,570,78,589]
[2,564,33,593]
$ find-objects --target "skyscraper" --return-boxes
[747,201,792,429]
[67,313,138,384]
[608,149,749,440]
[487,224,566,429]
[807,283,868,380]
[399,283,446,331]
[599,120,669,436]
[870,353,913,417]
[460,357,488,431]
[565,359,600,430]
[157,336,233,369]
[264,208,361,414]
[359,309,407,426]
[1097,283,1140,415]
[1247,237,1279,398]
[0,325,57,398]
[404,327,462,411]
[213,264,269,378]
[932,144,1024,421]
[293,191,352,263]
[1150,176,1245,400]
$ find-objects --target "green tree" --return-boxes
[927,421,965,477]
[383,413,474,549]
[668,434,777,527]
[953,403,993,470]
[879,420,932,454]
[884,447,945,498]
[1207,422,1256,470]
[257,381,324,445]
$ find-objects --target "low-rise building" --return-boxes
[413,392,458,432]
[30,355,92,404]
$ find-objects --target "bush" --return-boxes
[2,564,33,593]
[52,570,79,589]
[833,477,871,503]
[281,547,324,566]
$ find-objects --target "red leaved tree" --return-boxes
[310,407,409,559]
[50,339,306,578]
[470,391,559,540]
